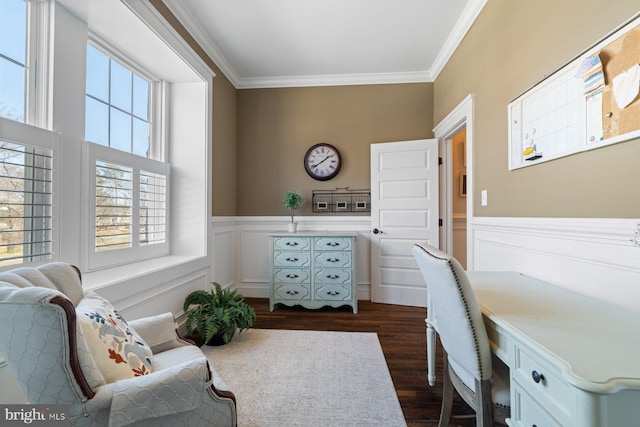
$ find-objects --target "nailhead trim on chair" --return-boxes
[448,260,486,382]
[418,245,487,382]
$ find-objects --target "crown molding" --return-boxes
[162,0,485,89]
[236,70,433,89]
[162,0,240,87]
[429,0,488,80]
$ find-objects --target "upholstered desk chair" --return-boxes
[0,262,236,427]
[412,244,510,427]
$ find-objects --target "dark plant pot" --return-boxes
[206,323,237,346]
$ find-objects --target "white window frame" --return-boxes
[83,38,170,270]
[0,1,56,271]
[83,141,169,270]
[0,116,60,268]
[86,36,165,161]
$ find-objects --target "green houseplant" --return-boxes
[183,282,256,346]
[283,191,305,232]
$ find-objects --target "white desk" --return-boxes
[426,271,640,427]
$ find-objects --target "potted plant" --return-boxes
[283,190,305,232]
[183,282,256,346]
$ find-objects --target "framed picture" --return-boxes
[459,173,467,197]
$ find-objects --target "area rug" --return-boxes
[201,329,407,427]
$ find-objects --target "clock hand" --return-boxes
[312,154,335,168]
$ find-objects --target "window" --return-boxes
[0,0,27,122]
[0,1,57,268]
[0,118,59,266]
[84,41,168,269]
[85,43,154,158]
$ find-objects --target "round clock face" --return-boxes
[304,143,341,181]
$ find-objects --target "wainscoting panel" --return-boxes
[212,216,372,300]
[471,217,640,313]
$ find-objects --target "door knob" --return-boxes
[372,228,383,234]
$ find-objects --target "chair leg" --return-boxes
[439,354,453,427]
[476,378,494,427]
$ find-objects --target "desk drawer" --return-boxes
[273,251,311,267]
[512,383,562,427]
[513,344,572,424]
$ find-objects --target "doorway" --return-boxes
[445,129,467,268]
[434,94,475,269]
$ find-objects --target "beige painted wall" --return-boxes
[152,1,237,217]
[236,84,434,216]
[452,130,467,215]
[435,0,640,217]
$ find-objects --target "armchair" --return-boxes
[0,262,236,426]
[412,244,509,426]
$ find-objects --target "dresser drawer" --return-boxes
[273,251,311,267]
[273,237,311,251]
[313,251,352,268]
[512,383,562,427]
[314,268,352,285]
[313,236,353,251]
[513,344,572,423]
[273,268,310,284]
[314,284,352,301]
[273,284,311,300]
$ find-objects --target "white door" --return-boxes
[370,139,439,307]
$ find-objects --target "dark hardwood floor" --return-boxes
[245,298,474,426]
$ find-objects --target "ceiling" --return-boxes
[163,0,487,89]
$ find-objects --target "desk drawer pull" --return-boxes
[285,242,299,246]
[326,274,340,279]
[285,290,299,295]
[326,290,340,296]
[326,242,340,247]
[286,257,299,262]
[326,257,340,263]
[285,274,299,279]
[531,370,545,384]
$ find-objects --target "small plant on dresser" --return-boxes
[283,191,305,232]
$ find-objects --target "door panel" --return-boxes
[371,139,438,306]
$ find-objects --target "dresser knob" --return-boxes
[286,257,299,262]
[327,274,340,279]
[286,290,299,295]
[285,274,299,279]
[327,257,340,263]
[326,242,339,247]
[285,242,298,246]
[327,291,340,296]
[531,370,545,384]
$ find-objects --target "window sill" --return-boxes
[82,255,209,292]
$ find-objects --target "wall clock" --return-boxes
[304,143,342,181]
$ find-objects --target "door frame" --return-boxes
[433,94,475,267]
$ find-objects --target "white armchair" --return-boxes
[0,262,236,426]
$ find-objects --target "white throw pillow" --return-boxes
[76,291,153,383]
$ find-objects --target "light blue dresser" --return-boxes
[269,232,357,313]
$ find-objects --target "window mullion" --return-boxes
[132,162,141,250]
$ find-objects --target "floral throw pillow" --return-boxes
[76,291,153,383]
